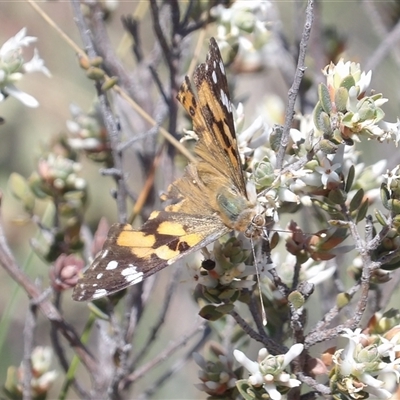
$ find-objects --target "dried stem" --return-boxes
[276,0,314,169]
[0,195,99,379]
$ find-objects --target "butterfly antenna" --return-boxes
[250,236,267,326]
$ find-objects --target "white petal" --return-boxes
[264,383,281,400]
[282,344,304,368]
[233,349,259,374]
[5,84,39,107]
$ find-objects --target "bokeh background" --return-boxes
[1,1,400,399]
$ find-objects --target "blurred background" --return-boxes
[1,1,400,398]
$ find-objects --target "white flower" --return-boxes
[381,119,400,145]
[234,344,303,400]
[0,28,50,107]
[323,59,372,94]
[383,165,400,188]
[31,346,53,374]
[211,0,272,56]
[24,48,51,77]
[0,27,36,57]
[333,328,400,399]
[315,157,341,188]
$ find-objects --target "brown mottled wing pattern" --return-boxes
[73,212,229,301]
[177,38,247,198]
[72,38,242,302]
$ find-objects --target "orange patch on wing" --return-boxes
[157,221,187,236]
[117,230,156,248]
[156,245,180,260]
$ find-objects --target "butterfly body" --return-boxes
[72,38,265,302]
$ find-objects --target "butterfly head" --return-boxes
[244,213,266,239]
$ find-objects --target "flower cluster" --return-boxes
[313,59,391,146]
[192,238,260,321]
[210,0,272,68]
[234,344,303,400]
[329,328,400,399]
[0,28,50,107]
[194,345,240,398]
[4,347,58,400]
[34,153,86,197]
[8,141,87,261]
[66,103,111,163]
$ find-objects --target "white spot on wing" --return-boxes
[219,60,225,75]
[106,260,118,270]
[220,89,230,111]
[101,250,109,259]
[93,289,108,299]
[212,70,217,84]
[121,266,144,284]
[96,273,103,279]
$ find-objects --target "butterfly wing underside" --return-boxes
[177,37,247,197]
[72,212,229,301]
[72,38,247,302]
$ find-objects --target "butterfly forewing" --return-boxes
[178,38,247,197]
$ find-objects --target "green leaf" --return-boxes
[269,125,283,152]
[344,165,355,193]
[319,139,338,154]
[288,290,305,309]
[340,75,355,91]
[318,83,332,114]
[336,292,351,308]
[335,87,349,113]
[356,199,369,223]
[215,303,235,314]
[236,380,269,400]
[313,101,324,131]
[8,172,35,211]
[328,189,347,205]
[311,198,340,215]
[380,183,391,211]
[349,188,365,212]
[375,209,387,226]
[199,305,224,321]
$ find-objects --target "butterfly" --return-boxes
[72,37,266,302]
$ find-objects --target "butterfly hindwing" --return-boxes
[72,211,229,301]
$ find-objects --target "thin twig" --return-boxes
[296,372,331,396]
[129,146,164,223]
[305,287,359,348]
[26,0,196,163]
[90,1,153,113]
[22,303,36,400]
[49,293,90,399]
[150,0,174,74]
[305,207,379,349]
[363,0,400,72]
[121,320,206,387]
[129,266,182,369]
[140,325,211,398]
[276,0,314,169]
[0,198,98,376]
[230,310,286,355]
[72,0,128,223]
